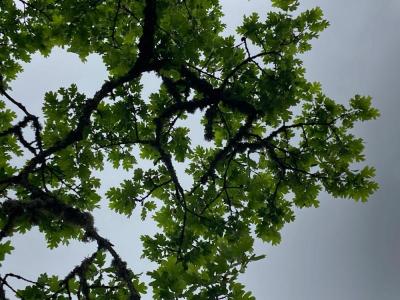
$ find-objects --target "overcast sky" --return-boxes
[2,0,400,299]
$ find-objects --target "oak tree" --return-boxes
[0,0,379,299]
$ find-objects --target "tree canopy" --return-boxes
[0,0,379,299]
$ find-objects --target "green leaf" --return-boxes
[0,241,14,266]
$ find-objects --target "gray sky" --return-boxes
[2,0,400,299]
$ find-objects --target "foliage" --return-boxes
[0,0,379,299]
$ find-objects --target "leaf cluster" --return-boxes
[0,0,378,299]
